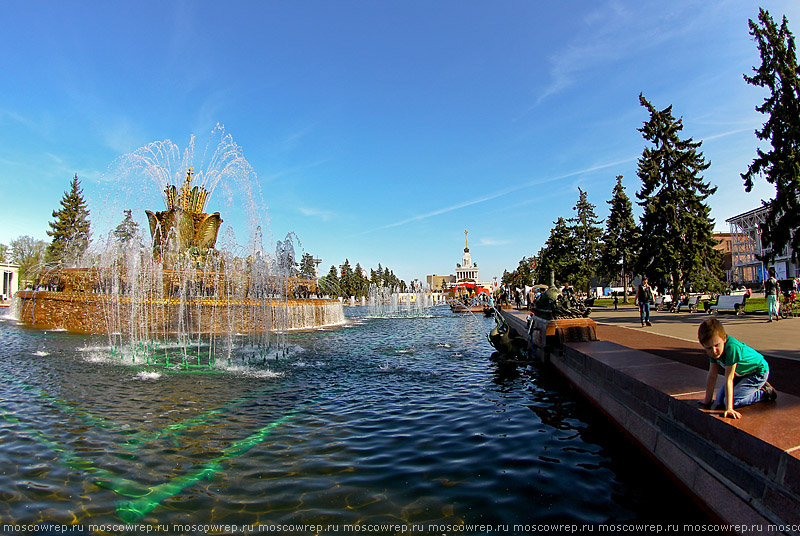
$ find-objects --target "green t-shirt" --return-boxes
[709,335,768,377]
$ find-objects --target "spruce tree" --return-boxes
[318,265,340,297]
[340,259,354,297]
[568,188,604,293]
[535,217,577,286]
[113,210,140,246]
[299,253,316,279]
[600,176,640,303]
[371,263,384,287]
[508,257,536,288]
[742,8,800,262]
[46,174,91,264]
[354,262,368,298]
[635,94,721,300]
[382,267,393,289]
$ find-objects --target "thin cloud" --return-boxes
[700,127,754,142]
[477,238,511,247]
[356,157,638,236]
[298,206,336,221]
[261,160,328,183]
[284,125,316,147]
[533,1,698,107]
[99,118,143,156]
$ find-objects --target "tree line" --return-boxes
[502,9,800,303]
[316,260,407,299]
[0,172,406,299]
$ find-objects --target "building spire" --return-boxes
[464,229,469,252]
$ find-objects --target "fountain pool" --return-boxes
[0,306,710,532]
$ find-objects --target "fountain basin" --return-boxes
[16,291,343,334]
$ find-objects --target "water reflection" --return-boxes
[0,307,708,529]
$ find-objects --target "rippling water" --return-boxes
[0,306,708,533]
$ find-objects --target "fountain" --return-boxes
[14,126,344,367]
[365,283,445,318]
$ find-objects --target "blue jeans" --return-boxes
[716,370,768,409]
[639,302,650,324]
[767,294,778,320]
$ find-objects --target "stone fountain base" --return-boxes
[15,291,344,334]
[528,316,597,362]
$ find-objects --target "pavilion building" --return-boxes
[456,230,479,283]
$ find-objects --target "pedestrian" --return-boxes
[697,318,777,419]
[765,268,780,322]
[613,293,619,311]
[636,277,654,327]
[562,282,575,298]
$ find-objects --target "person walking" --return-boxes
[765,268,780,322]
[636,277,654,327]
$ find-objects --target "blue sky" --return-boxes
[1,1,797,285]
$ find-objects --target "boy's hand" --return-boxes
[723,409,742,419]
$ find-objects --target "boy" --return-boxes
[698,318,777,419]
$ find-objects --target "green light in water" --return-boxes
[115,413,293,522]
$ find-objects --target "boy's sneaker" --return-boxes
[762,382,778,401]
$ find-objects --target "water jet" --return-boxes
[15,127,344,368]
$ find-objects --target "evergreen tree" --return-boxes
[383,267,393,289]
[503,256,536,288]
[339,259,354,297]
[600,176,640,303]
[353,263,368,298]
[742,8,800,263]
[635,94,722,300]
[568,188,604,293]
[370,264,384,287]
[299,253,316,279]
[46,174,91,264]
[113,210,140,246]
[535,217,577,285]
[318,265,340,297]
[501,269,512,286]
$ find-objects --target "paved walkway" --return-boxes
[589,305,800,397]
[591,305,799,361]
[503,305,800,396]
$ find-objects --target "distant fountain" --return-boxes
[15,126,344,368]
[366,284,443,318]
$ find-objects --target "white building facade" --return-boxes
[456,230,479,283]
[427,230,494,292]
[1,263,19,303]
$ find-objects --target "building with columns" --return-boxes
[1,263,19,304]
[456,230,479,282]
[427,230,495,292]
